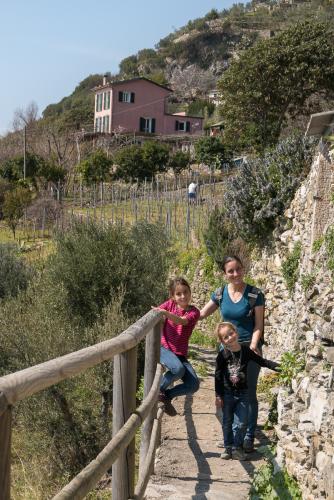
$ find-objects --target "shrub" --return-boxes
[0,244,32,300]
[300,272,316,292]
[223,136,315,244]
[49,220,171,325]
[279,351,305,388]
[281,242,301,293]
[312,236,324,253]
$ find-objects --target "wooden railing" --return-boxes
[0,309,164,500]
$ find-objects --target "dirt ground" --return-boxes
[145,346,271,500]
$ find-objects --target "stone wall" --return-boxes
[251,145,334,500]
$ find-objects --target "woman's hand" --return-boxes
[250,343,261,356]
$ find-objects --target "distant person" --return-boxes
[215,322,280,460]
[200,255,265,453]
[152,277,200,416]
[188,181,197,204]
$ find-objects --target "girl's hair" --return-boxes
[168,277,191,297]
[215,321,238,340]
[222,255,243,272]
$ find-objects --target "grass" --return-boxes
[191,329,217,348]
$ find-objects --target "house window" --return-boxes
[95,117,102,132]
[103,91,110,110]
[102,115,110,133]
[139,117,156,133]
[96,93,103,112]
[119,91,135,103]
[175,120,190,132]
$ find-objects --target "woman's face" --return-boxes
[224,259,244,285]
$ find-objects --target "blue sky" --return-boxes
[0,0,235,136]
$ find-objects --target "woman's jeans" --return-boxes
[160,346,200,400]
[223,389,249,448]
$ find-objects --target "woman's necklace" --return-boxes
[228,284,246,303]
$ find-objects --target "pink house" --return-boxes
[93,76,203,136]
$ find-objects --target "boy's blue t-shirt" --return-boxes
[211,284,264,343]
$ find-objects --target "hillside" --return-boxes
[38,0,334,130]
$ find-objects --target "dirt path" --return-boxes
[145,346,271,499]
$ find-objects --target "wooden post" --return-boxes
[112,346,137,500]
[0,402,12,500]
[139,323,161,475]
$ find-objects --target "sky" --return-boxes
[0,0,236,136]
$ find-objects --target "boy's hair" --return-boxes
[222,255,243,272]
[215,321,238,341]
[168,277,191,297]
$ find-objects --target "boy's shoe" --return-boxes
[233,447,247,461]
[158,392,177,417]
[220,447,232,460]
[243,439,255,453]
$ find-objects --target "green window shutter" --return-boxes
[131,92,135,103]
[175,120,179,131]
[119,91,123,102]
[140,117,145,132]
[186,121,190,132]
[151,118,156,133]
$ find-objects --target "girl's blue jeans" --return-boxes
[160,346,200,400]
[222,389,249,448]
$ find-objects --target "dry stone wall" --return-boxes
[251,145,334,500]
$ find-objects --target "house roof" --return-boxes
[92,77,173,93]
[305,110,334,137]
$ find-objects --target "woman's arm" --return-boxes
[250,305,264,355]
[199,300,218,320]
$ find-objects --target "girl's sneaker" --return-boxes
[158,392,177,417]
[220,447,232,460]
[233,447,247,461]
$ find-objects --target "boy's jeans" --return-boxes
[222,389,249,448]
[160,346,199,400]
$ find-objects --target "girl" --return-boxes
[215,322,280,460]
[152,277,200,416]
[200,255,265,452]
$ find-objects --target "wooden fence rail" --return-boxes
[0,310,164,500]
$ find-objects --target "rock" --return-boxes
[315,451,332,473]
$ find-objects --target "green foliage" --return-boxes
[49,220,171,325]
[42,74,101,127]
[190,329,217,348]
[279,351,305,388]
[325,225,334,278]
[281,242,302,293]
[220,21,334,151]
[0,244,32,300]
[203,207,230,266]
[250,461,302,500]
[223,136,315,245]
[114,142,169,182]
[3,186,32,238]
[188,99,215,117]
[168,150,191,175]
[194,136,230,170]
[312,236,324,253]
[77,148,112,185]
[300,272,316,292]
[0,178,12,218]
[175,246,203,282]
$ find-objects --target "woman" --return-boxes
[200,255,265,453]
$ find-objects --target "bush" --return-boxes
[281,242,301,293]
[223,136,315,244]
[325,225,334,278]
[49,220,171,325]
[0,244,32,300]
[279,351,305,388]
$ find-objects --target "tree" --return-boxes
[3,186,32,238]
[168,150,191,175]
[114,142,170,182]
[194,136,230,170]
[219,21,334,151]
[77,149,112,185]
[12,101,39,131]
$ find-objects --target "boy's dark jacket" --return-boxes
[215,344,280,397]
